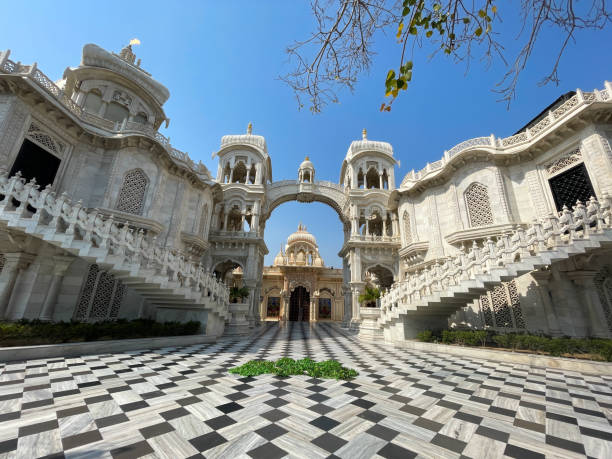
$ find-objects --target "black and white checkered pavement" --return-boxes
[1,322,611,458]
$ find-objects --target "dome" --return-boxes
[273,244,285,266]
[286,223,317,246]
[300,156,314,170]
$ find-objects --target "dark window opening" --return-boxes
[549,163,596,212]
[10,139,61,189]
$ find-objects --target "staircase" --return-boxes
[379,194,612,338]
[0,170,229,325]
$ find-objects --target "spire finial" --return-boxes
[362,128,367,140]
[247,122,252,134]
[305,155,309,161]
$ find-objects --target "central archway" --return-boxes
[289,286,310,321]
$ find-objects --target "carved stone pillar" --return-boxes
[39,256,74,321]
[530,270,562,336]
[0,253,35,320]
[391,213,399,236]
[568,271,611,338]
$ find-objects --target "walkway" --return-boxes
[0,323,611,458]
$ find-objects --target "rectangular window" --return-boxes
[549,163,596,211]
[318,298,332,319]
[267,297,280,317]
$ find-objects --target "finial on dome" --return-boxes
[247,122,252,134]
[305,155,309,161]
[362,128,367,140]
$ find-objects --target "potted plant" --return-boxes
[229,286,250,303]
[358,286,380,308]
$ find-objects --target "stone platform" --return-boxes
[0,323,611,458]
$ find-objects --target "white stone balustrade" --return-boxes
[0,169,229,316]
[380,194,612,325]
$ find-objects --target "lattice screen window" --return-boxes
[594,269,612,332]
[403,211,412,244]
[26,122,65,156]
[73,264,126,322]
[478,280,525,330]
[546,148,582,176]
[0,254,5,275]
[116,169,148,215]
[465,182,494,227]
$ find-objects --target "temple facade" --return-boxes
[0,43,612,341]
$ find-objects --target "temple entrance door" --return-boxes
[289,286,310,321]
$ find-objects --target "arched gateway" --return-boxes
[206,127,401,327]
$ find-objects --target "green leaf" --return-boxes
[475,27,483,37]
[463,17,470,24]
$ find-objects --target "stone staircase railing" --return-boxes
[380,194,612,331]
[0,169,229,321]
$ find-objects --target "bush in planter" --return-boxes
[358,286,380,308]
[416,330,433,342]
[230,286,250,303]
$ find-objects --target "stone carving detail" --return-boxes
[507,280,525,329]
[112,90,132,106]
[0,253,5,275]
[594,268,612,332]
[546,148,582,176]
[74,264,99,320]
[465,182,493,227]
[491,284,512,327]
[74,264,126,321]
[402,211,412,245]
[116,169,148,215]
[525,170,549,218]
[89,271,116,320]
[27,122,65,155]
[479,294,494,326]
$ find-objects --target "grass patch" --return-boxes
[229,358,358,380]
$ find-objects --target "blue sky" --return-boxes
[2,1,611,266]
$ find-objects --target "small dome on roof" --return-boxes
[286,223,317,246]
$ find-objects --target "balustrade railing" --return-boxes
[404,84,612,185]
[381,194,612,314]
[0,50,210,180]
[0,169,229,310]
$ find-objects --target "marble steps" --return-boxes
[0,206,229,320]
[380,230,612,328]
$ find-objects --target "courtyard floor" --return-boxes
[0,323,611,459]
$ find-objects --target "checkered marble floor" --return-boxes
[1,323,612,459]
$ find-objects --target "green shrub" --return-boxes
[416,330,433,342]
[229,358,358,380]
[0,319,201,346]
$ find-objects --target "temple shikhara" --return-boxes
[1,43,612,342]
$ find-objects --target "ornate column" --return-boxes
[530,270,562,336]
[568,271,611,338]
[379,173,383,189]
[391,212,399,236]
[0,253,35,320]
[39,256,74,321]
[382,216,387,237]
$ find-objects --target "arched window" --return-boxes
[366,168,380,189]
[133,112,148,124]
[403,211,412,244]
[105,101,129,123]
[357,169,365,188]
[116,169,148,215]
[84,89,102,113]
[232,162,247,183]
[465,182,493,227]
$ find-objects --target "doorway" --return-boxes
[289,286,309,321]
